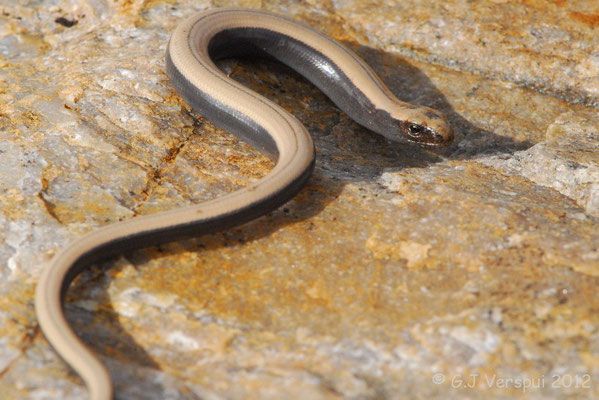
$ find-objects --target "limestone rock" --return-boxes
[0,1,598,399]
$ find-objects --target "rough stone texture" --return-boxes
[0,0,598,399]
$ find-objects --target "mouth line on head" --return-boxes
[405,138,452,148]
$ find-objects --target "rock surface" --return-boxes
[0,0,598,399]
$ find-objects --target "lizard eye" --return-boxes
[408,124,423,136]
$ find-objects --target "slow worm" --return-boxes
[35,8,453,400]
